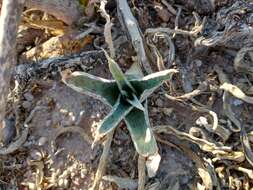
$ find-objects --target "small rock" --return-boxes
[22,101,32,109]
[58,178,69,188]
[24,92,34,101]
[154,3,171,22]
[37,137,47,146]
[162,108,173,116]
[233,99,243,106]
[80,168,87,178]
[73,177,81,186]
[155,98,163,107]
[70,171,76,178]
[27,182,36,190]
[30,149,43,161]
[45,120,52,127]
[195,59,203,67]
[196,116,208,126]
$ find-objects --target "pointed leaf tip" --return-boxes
[130,68,178,102]
[61,70,119,106]
[103,49,136,94]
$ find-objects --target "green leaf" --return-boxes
[131,69,177,101]
[98,95,133,135]
[61,70,119,106]
[103,50,136,94]
[124,101,158,156]
[125,62,143,80]
[126,93,145,111]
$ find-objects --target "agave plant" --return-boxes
[61,52,177,158]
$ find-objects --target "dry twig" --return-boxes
[91,130,114,190]
[146,13,206,37]
[220,83,253,104]
[215,65,253,167]
[138,155,146,190]
[91,2,116,189]
[117,0,153,74]
[99,0,115,58]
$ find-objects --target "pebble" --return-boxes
[155,98,163,107]
[24,92,34,101]
[162,108,173,116]
[58,178,69,188]
[194,59,203,67]
[22,101,32,109]
[196,116,208,126]
[45,120,52,127]
[30,149,43,161]
[27,182,36,190]
[233,99,243,106]
[37,137,47,146]
[80,168,87,178]
[72,178,80,186]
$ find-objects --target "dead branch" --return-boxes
[146,13,206,37]
[0,0,24,125]
[138,155,146,190]
[117,0,153,74]
[24,0,83,25]
[91,130,114,190]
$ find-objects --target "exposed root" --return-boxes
[165,81,208,100]
[173,7,182,38]
[214,65,241,132]
[153,125,232,155]
[145,12,206,37]
[146,32,175,70]
[192,105,231,142]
